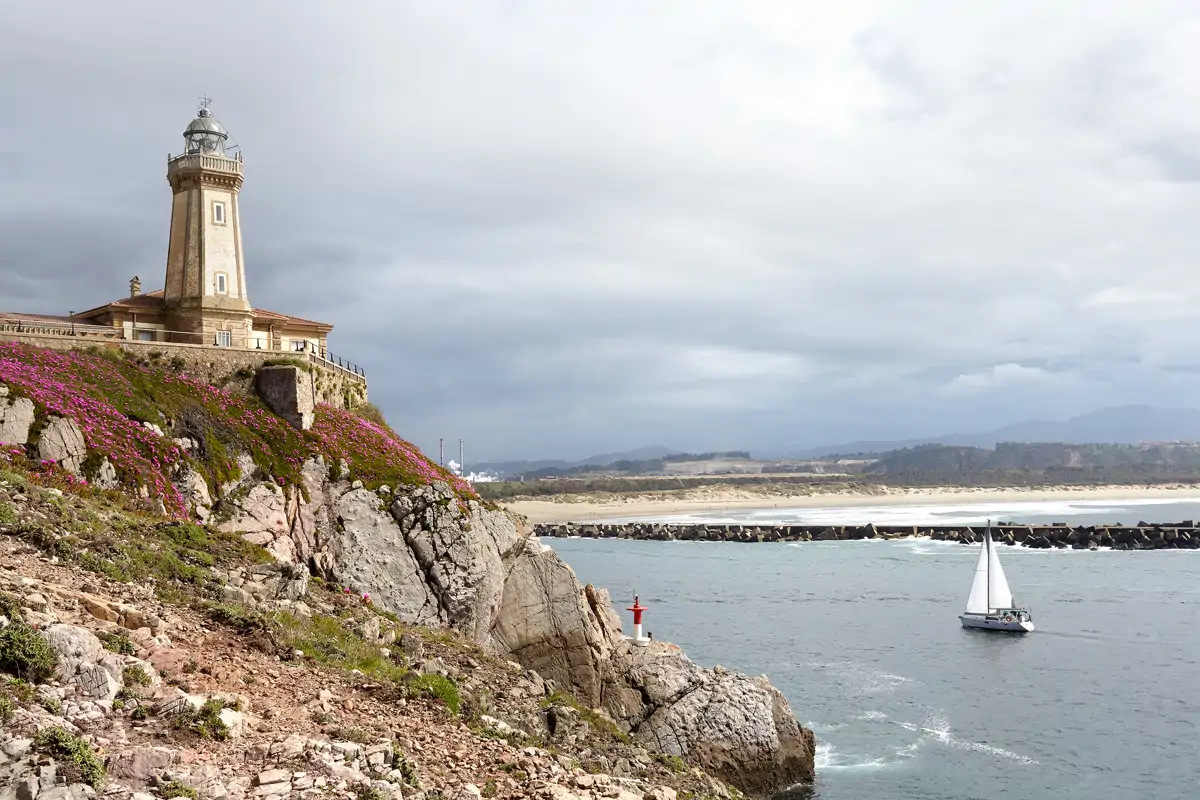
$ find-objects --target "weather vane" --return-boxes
[198,94,213,114]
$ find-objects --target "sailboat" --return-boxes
[959,520,1034,632]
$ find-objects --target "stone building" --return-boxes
[2,101,338,357]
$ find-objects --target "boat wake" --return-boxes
[893,711,1039,765]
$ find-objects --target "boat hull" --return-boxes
[960,614,1034,633]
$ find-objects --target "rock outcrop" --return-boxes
[37,417,86,474]
[0,389,34,445]
[207,464,816,796]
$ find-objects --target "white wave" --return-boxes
[611,496,1200,526]
[814,742,898,771]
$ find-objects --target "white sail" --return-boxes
[963,537,991,614]
[986,535,1013,610]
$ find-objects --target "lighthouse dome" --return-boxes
[183,105,229,156]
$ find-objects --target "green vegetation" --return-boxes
[272,611,408,683]
[542,691,628,743]
[655,753,688,773]
[161,781,199,799]
[407,673,461,716]
[0,693,13,725]
[171,698,233,740]
[123,665,151,687]
[199,601,268,634]
[0,501,15,524]
[34,726,106,789]
[353,785,385,800]
[40,695,62,715]
[0,594,59,683]
[98,630,136,655]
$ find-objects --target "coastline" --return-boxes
[504,484,1200,523]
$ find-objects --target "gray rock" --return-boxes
[398,633,424,660]
[0,395,34,446]
[39,624,104,682]
[175,467,212,522]
[108,747,177,781]
[92,458,119,491]
[256,366,314,431]
[13,776,38,800]
[36,417,86,474]
[256,768,291,786]
[218,483,293,562]
[3,739,32,759]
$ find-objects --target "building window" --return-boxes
[136,330,155,342]
[292,340,308,352]
[216,330,232,348]
[212,201,227,225]
[216,273,228,294]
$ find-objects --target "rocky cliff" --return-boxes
[0,343,815,797]
[210,469,814,796]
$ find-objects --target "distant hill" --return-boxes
[470,445,683,480]
[773,405,1200,459]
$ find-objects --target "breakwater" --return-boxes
[532,520,1200,549]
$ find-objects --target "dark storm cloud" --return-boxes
[5,2,1200,461]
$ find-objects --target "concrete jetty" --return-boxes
[532,520,1200,550]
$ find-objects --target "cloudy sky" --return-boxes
[4,2,1200,461]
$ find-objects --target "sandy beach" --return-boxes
[504,484,1200,523]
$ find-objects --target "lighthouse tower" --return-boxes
[162,100,253,347]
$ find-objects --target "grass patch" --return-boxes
[0,618,59,683]
[0,501,15,524]
[98,630,136,655]
[34,727,106,789]
[407,673,461,716]
[123,665,151,687]
[655,753,688,773]
[199,601,268,634]
[272,611,407,683]
[542,691,628,743]
[171,698,232,740]
[161,781,199,799]
[353,785,385,800]
[0,693,13,725]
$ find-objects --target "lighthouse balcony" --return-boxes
[167,152,243,175]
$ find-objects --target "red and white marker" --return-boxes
[627,594,649,646]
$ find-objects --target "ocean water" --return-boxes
[546,499,1200,800]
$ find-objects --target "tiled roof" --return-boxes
[251,307,332,330]
[0,311,84,325]
[105,290,166,309]
[76,288,332,331]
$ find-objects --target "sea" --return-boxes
[545,498,1200,800]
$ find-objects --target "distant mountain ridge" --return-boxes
[776,405,1200,459]
[470,445,682,479]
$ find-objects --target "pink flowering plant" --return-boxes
[0,342,475,519]
[310,405,475,501]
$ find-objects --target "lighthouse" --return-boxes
[163,99,252,347]
[627,594,650,647]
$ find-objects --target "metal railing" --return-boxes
[0,322,367,381]
[303,345,367,379]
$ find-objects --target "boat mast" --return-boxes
[985,518,991,614]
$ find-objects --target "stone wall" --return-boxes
[0,331,368,409]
